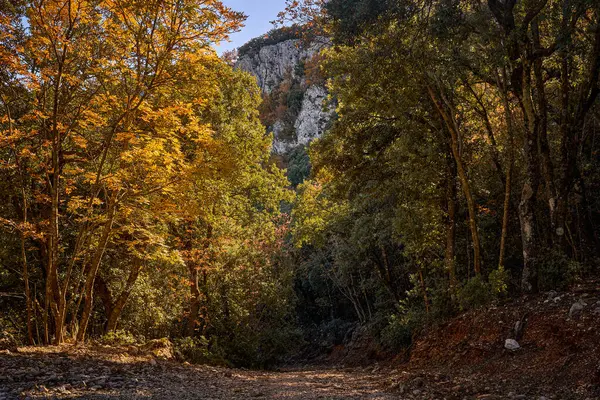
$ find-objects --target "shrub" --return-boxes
[318,318,355,348]
[98,329,139,346]
[173,336,226,365]
[457,276,491,311]
[536,250,585,291]
[489,266,509,295]
[429,285,456,322]
[379,311,419,351]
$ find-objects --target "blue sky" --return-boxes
[215,0,288,54]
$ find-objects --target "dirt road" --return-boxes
[0,344,588,399]
[0,346,398,399]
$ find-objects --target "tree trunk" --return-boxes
[499,69,514,270]
[419,268,429,314]
[186,222,213,337]
[532,20,558,245]
[186,263,202,336]
[76,200,117,342]
[445,157,457,285]
[374,246,400,303]
[94,276,114,323]
[106,258,143,332]
[428,86,482,275]
[556,11,600,254]
[519,59,541,293]
[20,188,34,345]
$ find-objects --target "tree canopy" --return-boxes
[1,0,599,369]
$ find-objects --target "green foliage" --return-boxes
[1,0,599,367]
[98,330,139,346]
[489,267,509,296]
[287,146,311,187]
[174,337,226,365]
[317,318,355,348]
[457,276,491,311]
[118,269,186,339]
[287,86,305,116]
[325,0,405,44]
[428,285,457,322]
[294,61,306,77]
[379,312,419,352]
[221,321,304,368]
[537,250,586,291]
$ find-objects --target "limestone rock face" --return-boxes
[236,38,334,155]
[293,85,333,147]
[237,39,321,93]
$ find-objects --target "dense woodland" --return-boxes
[1,0,599,368]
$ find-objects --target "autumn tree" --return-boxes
[0,0,244,344]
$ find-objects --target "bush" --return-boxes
[379,311,419,351]
[536,250,585,291]
[429,285,456,322]
[489,266,509,295]
[318,318,355,348]
[222,323,304,368]
[98,330,139,346]
[457,276,491,311]
[174,336,226,365]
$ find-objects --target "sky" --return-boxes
[215,0,288,54]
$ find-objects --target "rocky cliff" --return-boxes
[236,36,334,155]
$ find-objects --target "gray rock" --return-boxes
[236,38,334,155]
[569,300,587,318]
[504,338,520,350]
[237,39,327,93]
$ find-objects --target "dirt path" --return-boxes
[0,346,398,400]
[6,288,599,399]
[0,342,591,399]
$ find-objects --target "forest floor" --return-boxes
[1,281,600,399]
[0,346,398,400]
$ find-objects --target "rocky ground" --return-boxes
[0,345,562,400]
[1,282,599,399]
[0,344,591,400]
[1,346,395,399]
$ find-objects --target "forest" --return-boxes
[1,0,599,382]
